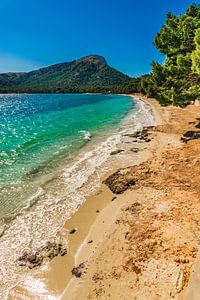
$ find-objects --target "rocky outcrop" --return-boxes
[123,129,151,143]
[103,162,151,194]
[103,167,136,194]
[181,131,200,143]
[18,251,43,268]
[69,228,77,234]
[110,150,124,155]
[17,241,67,269]
[72,262,86,278]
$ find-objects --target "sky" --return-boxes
[0,0,199,76]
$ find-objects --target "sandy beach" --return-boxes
[1,1,199,299]
[8,94,200,300]
[60,95,200,300]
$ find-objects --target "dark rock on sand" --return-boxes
[72,262,86,278]
[181,131,200,143]
[42,241,67,259]
[103,163,152,194]
[88,240,93,244]
[103,168,135,194]
[112,196,117,201]
[110,149,124,155]
[18,251,43,268]
[18,241,67,268]
[123,129,151,143]
[69,228,77,234]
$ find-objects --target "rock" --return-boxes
[196,122,200,129]
[72,262,86,278]
[184,130,200,138]
[110,149,124,155]
[103,171,135,194]
[59,248,67,256]
[182,130,200,143]
[145,138,151,143]
[18,251,43,268]
[17,241,67,268]
[123,129,149,141]
[43,242,67,260]
[111,196,117,201]
[96,209,100,213]
[72,267,82,278]
[123,132,140,138]
[69,228,77,234]
[88,240,93,244]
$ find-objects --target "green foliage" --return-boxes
[192,28,200,75]
[144,3,200,107]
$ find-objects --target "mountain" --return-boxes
[0,55,132,93]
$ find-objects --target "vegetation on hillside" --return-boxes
[0,55,133,93]
[141,3,200,107]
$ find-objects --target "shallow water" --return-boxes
[0,93,133,226]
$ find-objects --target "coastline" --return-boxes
[60,94,166,299]
[61,94,200,300]
[7,94,200,299]
[0,94,134,298]
[6,94,156,299]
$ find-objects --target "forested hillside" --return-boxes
[0,55,132,93]
[141,3,200,106]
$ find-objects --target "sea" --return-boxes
[0,93,154,298]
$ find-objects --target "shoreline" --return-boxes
[63,95,200,300]
[7,94,157,299]
[60,94,165,299]
[7,94,200,299]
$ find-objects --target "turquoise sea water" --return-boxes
[0,93,134,224]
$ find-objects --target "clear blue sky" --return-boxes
[0,0,199,76]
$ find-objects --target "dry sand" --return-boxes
[61,95,200,300]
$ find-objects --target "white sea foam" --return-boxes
[79,130,92,141]
[0,96,155,298]
[120,97,155,133]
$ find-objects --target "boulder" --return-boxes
[103,170,135,194]
[110,149,124,155]
[72,262,86,278]
[182,130,200,143]
[17,241,67,268]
